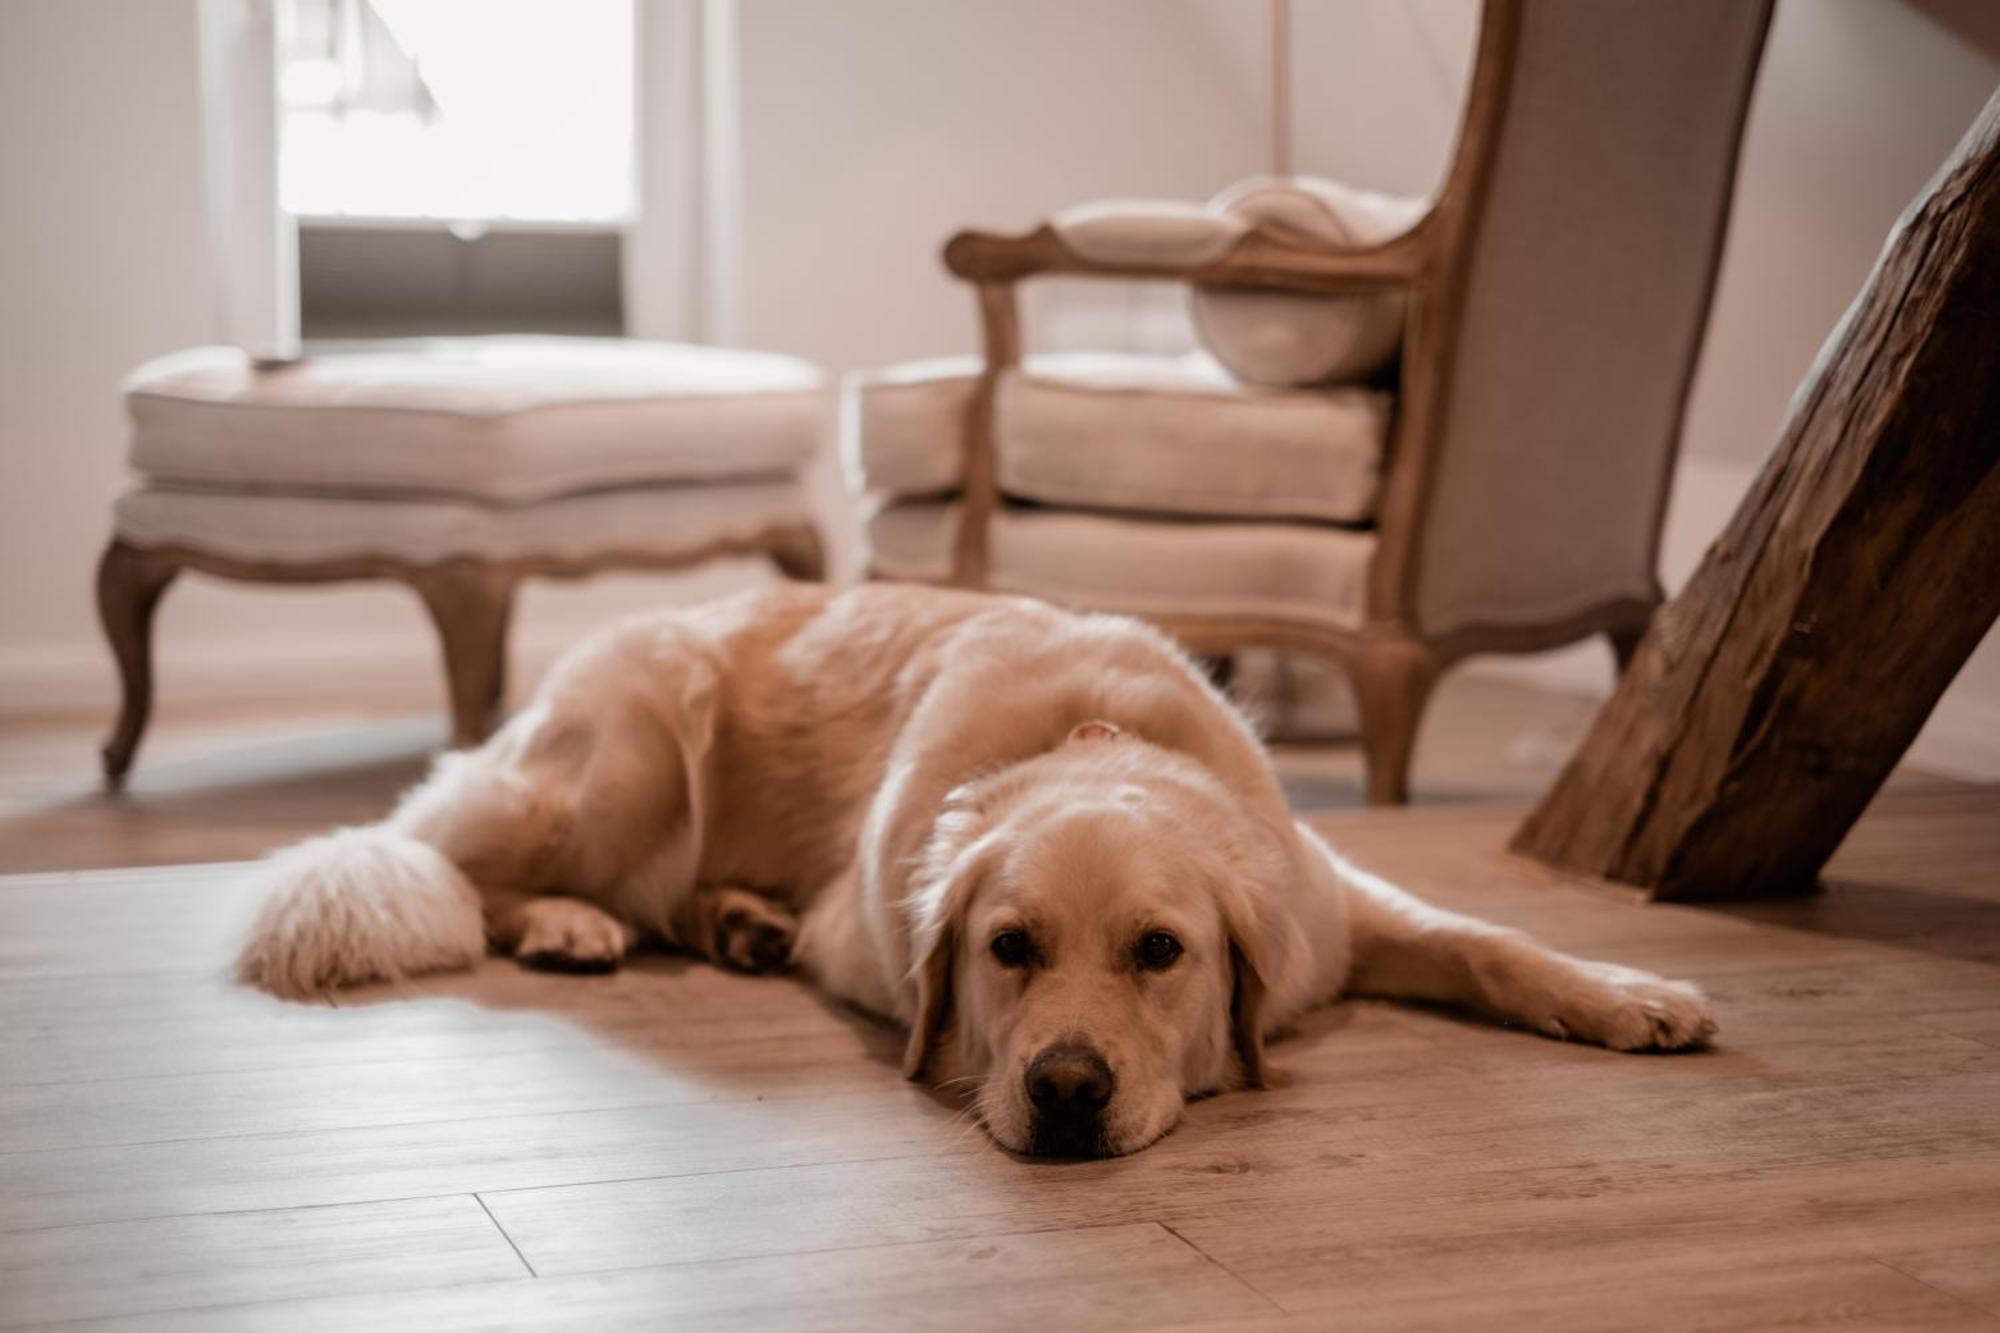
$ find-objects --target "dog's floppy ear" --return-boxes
[1214,872,1287,1090]
[903,912,958,1081]
[1228,937,1271,1089]
[1221,819,1330,1089]
[901,810,998,1081]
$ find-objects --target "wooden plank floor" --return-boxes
[1,689,1997,1328]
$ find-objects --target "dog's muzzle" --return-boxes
[1024,1044,1115,1157]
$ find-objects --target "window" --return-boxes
[280,0,635,225]
[277,0,636,338]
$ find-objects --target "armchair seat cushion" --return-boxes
[846,351,1389,524]
[842,355,984,498]
[865,499,1374,632]
[124,337,825,504]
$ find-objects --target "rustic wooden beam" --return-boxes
[1511,90,2000,900]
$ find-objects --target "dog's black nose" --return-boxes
[1026,1045,1115,1124]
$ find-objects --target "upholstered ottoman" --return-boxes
[100,336,828,784]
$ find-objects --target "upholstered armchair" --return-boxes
[845,0,1772,803]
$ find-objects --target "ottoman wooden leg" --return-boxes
[96,541,182,789]
[408,562,518,749]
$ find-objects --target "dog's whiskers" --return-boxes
[942,1102,990,1151]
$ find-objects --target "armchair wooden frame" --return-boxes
[926,0,1759,804]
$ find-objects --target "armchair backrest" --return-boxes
[1380,0,1772,644]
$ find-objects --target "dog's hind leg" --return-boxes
[239,625,718,998]
[489,892,635,974]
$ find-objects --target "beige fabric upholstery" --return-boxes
[854,1,1767,679]
[996,353,1387,522]
[846,351,1388,524]
[1412,0,1770,638]
[840,356,982,498]
[1190,177,1426,387]
[866,500,1373,631]
[125,337,825,503]
[114,481,812,566]
[1049,200,1246,268]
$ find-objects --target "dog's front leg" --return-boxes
[1336,858,1716,1051]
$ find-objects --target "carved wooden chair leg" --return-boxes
[1342,638,1441,807]
[1606,624,1648,677]
[96,541,183,789]
[407,562,519,749]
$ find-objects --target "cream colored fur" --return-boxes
[237,827,485,995]
[237,584,1715,1156]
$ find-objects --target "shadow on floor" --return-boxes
[0,729,435,873]
[1711,878,2000,967]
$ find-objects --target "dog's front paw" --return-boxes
[1550,964,1717,1051]
[515,897,633,975]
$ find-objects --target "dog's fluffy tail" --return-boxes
[236,826,485,999]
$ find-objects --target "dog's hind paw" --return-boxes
[687,885,798,974]
[514,897,633,975]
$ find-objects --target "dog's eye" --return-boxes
[1136,931,1183,970]
[990,930,1031,968]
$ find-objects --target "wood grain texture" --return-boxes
[0,1195,524,1327]
[1157,1259,2000,1332]
[43,1224,1273,1333]
[1,741,1994,1326]
[1513,88,2000,899]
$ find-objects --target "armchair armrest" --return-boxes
[944,199,1431,294]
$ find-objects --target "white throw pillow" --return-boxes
[1189,177,1426,388]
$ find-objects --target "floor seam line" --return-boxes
[475,1192,539,1279]
[1157,1220,1285,1314]
[1870,1254,2000,1321]
[0,1147,977,1237]
[494,1218,1177,1284]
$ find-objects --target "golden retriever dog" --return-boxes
[238,584,1715,1157]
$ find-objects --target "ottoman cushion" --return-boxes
[124,337,825,504]
[113,480,815,568]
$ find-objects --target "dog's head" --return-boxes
[901,722,1298,1157]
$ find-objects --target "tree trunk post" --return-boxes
[1511,90,2000,901]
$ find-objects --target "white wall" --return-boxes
[0,0,558,714]
[0,0,213,694]
[0,0,1260,719]
[729,0,1262,373]
[1,0,1994,776]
